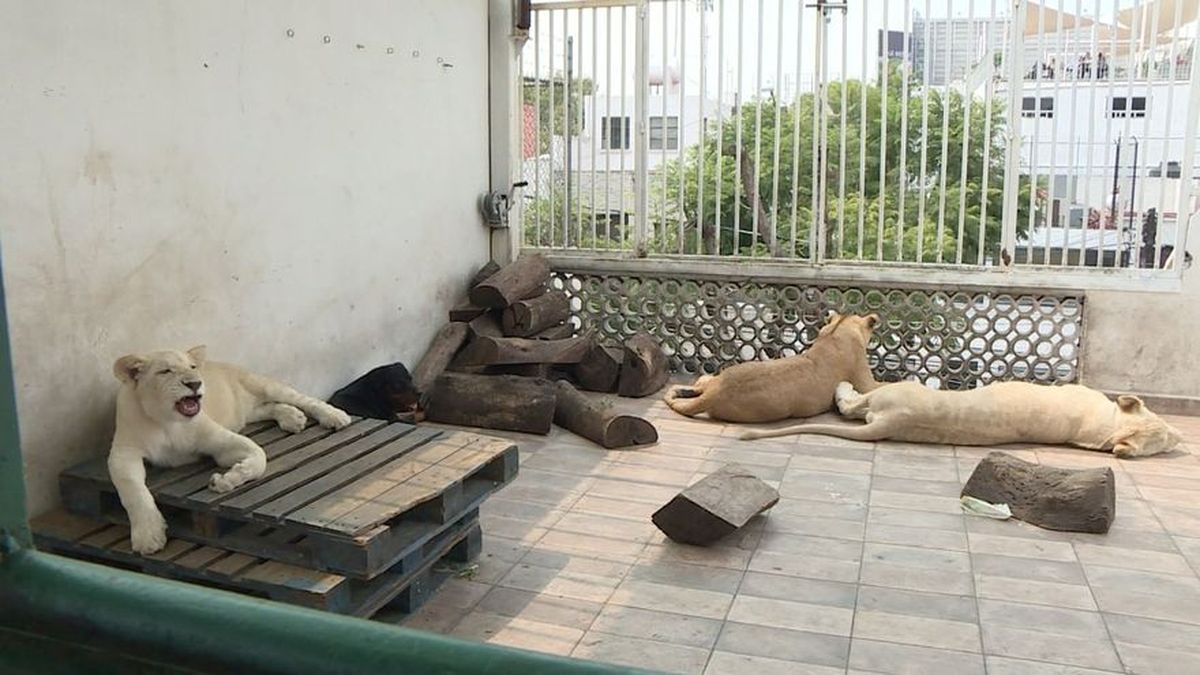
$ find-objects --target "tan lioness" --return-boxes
[741,380,1184,458]
[664,312,881,423]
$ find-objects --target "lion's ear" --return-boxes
[187,345,207,367]
[825,309,841,324]
[865,313,880,329]
[113,355,145,384]
[1117,395,1144,413]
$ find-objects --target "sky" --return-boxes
[521,0,1179,101]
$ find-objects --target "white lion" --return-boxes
[108,346,352,554]
[741,380,1183,459]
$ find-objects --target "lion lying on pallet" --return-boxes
[109,346,352,554]
[664,312,881,423]
[741,380,1183,458]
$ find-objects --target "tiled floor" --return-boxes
[394,395,1200,675]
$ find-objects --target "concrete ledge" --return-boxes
[1104,391,1200,417]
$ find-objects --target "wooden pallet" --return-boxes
[32,508,481,618]
[59,419,518,579]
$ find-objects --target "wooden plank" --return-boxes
[215,423,414,513]
[283,435,483,531]
[110,537,135,555]
[179,419,389,507]
[156,423,343,501]
[236,561,343,596]
[206,552,259,577]
[319,440,512,534]
[174,546,228,570]
[252,427,441,521]
[30,510,110,542]
[80,525,131,549]
[145,538,199,562]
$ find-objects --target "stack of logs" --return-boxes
[411,254,666,449]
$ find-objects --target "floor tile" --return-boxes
[968,533,1078,562]
[975,574,1098,611]
[552,511,659,543]
[860,561,975,595]
[1090,585,1200,625]
[985,655,1122,674]
[762,513,866,540]
[715,621,849,668]
[866,523,968,551]
[869,490,962,514]
[572,631,711,674]
[980,625,1123,671]
[852,610,981,652]
[726,595,854,636]
[498,561,623,603]
[704,650,844,675]
[589,605,723,649]
[856,585,979,623]
[870,476,963,497]
[868,507,965,531]
[474,587,602,631]
[1103,613,1200,652]
[977,599,1110,638]
[970,553,1087,584]
[1113,642,1200,675]
[748,549,862,583]
[625,560,744,594]
[737,571,857,608]
[608,578,735,620]
[451,611,583,656]
[1073,543,1194,575]
[848,639,986,675]
[864,543,972,572]
[641,542,753,570]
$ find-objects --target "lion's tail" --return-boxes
[739,421,890,442]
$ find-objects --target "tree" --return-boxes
[649,61,1043,263]
[523,75,594,155]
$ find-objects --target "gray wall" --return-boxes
[1082,267,1200,399]
[0,0,491,516]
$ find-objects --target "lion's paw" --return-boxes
[276,406,308,433]
[317,407,352,430]
[209,471,243,493]
[131,513,168,555]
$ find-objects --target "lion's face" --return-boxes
[1112,395,1184,458]
[818,312,880,346]
[113,346,207,423]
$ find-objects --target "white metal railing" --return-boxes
[517,0,1200,287]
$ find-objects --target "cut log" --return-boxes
[651,464,779,546]
[574,343,624,393]
[449,302,488,323]
[411,322,470,394]
[455,335,591,367]
[554,381,658,449]
[530,323,575,340]
[617,333,670,398]
[469,260,502,289]
[466,312,504,339]
[487,363,552,378]
[423,373,556,435]
[502,291,571,337]
[962,452,1116,534]
[469,254,552,309]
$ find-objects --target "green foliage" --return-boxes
[523,76,595,155]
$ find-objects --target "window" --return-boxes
[1110,96,1147,118]
[649,116,680,150]
[601,116,630,150]
[1020,96,1054,118]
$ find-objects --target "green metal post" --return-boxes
[0,244,30,548]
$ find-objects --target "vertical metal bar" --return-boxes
[753,0,764,253]
[935,0,953,264]
[955,0,975,265]
[790,0,805,259]
[575,10,584,246]
[999,0,1026,264]
[1100,0,1118,267]
[697,0,707,255]
[604,7,613,248]
[591,7,599,249]
[635,0,650,255]
[1024,1,1045,265]
[621,6,629,250]
[811,2,823,261]
[877,0,889,262]
[836,3,848,259]
[660,0,669,246]
[734,0,744,254]
[1119,1,1141,269]
[715,0,726,256]
[1132,0,1162,270]
[679,0,687,253]
[770,0,784,256]
[549,11,558,247]
[897,0,911,262]
[815,1,830,262]
[534,12,543,248]
[978,0,997,265]
[858,0,869,259]
[916,0,932,262]
[1044,0,1066,267]
[1174,5,1200,276]
[1081,0,1099,267]
[1153,0,1179,270]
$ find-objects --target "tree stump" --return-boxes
[423,373,556,434]
[502,291,571,337]
[469,260,502,288]
[411,322,470,394]
[466,312,504,339]
[574,343,624,393]
[449,302,488,323]
[553,381,658,449]
[469,254,551,309]
[455,335,592,367]
[618,333,669,397]
[651,464,779,546]
[961,452,1116,534]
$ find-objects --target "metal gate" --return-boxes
[517,0,1200,284]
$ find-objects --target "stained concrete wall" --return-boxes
[1082,265,1200,400]
[0,1,491,516]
